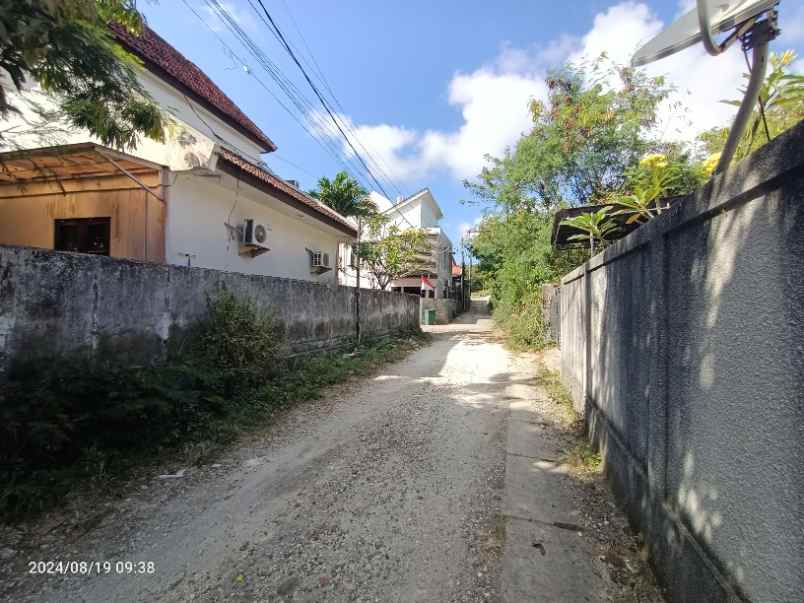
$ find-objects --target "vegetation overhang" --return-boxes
[551,195,688,248]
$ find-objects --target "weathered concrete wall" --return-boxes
[420,297,456,324]
[559,122,804,603]
[541,284,561,345]
[0,245,420,369]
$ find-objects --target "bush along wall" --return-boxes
[0,292,425,518]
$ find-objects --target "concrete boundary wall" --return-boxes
[0,245,420,369]
[420,297,457,324]
[559,122,804,602]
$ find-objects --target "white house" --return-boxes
[0,24,355,284]
[339,188,454,298]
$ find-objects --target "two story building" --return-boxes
[339,188,455,298]
[0,24,356,284]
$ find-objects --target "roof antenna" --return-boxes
[632,0,781,174]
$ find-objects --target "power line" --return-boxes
[272,0,406,199]
[180,0,416,227]
[188,0,376,190]
[250,0,394,200]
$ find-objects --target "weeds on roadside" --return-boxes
[534,367,578,427]
[561,440,602,472]
[534,366,602,472]
[0,293,427,520]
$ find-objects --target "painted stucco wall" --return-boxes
[165,173,346,285]
[2,66,352,285]
[0,245,420,370]
[558,122,804,602]
[0,70,220,173]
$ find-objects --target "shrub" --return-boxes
[184,292,283,395]
[0,293,283,514]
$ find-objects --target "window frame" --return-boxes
[54,217,112,256]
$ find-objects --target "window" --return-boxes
[54,218,111,255]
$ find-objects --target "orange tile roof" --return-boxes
[111,23,276,152]
[217,148,356,236]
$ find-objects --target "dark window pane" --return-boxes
[55,218,110,256]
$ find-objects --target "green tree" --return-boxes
[358,216,429,290]
[0,0,164,150]
[465,60,674,212]
[309,171,376,217]
[463,58,700,348]
[469,211,584,348]
[698,50,804,162]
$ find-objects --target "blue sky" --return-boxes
[141,1,804,246]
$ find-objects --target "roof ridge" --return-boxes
[110,23,276,152]
[217,148,355,236]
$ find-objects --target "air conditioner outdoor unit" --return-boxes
[240,218,270,255]
[310,250,331,273]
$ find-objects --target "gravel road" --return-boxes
[1,304,661,602]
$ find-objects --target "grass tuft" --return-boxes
[534,366,602,473]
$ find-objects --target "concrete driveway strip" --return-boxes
[9,307,623,602]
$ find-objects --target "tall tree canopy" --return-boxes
[464,59,700,348]
[465,61,674,212]
[0,0,164,151]
[309,171,376,218]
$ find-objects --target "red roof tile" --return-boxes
[217,148,356,236]
[111,23,276,152]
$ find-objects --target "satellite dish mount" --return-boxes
[633,0,782,174]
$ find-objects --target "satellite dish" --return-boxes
[632,0,778,67]
[631,0,781,174]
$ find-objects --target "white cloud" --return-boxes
[570,1,663,66]
[419,69,547,178]
[308,110,422,181]
[568,1,745,141]
[458,216,484,239]
[314,1,778,185]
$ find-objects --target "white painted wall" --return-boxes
[1,70,219,171]
[2,59,352,285]
[167,174,345,284]
[339,189,454,297]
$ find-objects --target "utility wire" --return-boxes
[183,0,418,231]
[272,0,406,200]
[193,0,376,190]
[181,0,353,177]
[251,0,394,200]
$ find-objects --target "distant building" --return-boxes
[0,24,355,283]
[339,188,455,298]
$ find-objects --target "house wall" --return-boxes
[418,199,440,228]
[385,202,422,231]
[0,173,165,262]
[557,122,804,603]
[0,244,420,370]
[0,70,218,173]
[165,174,345,284]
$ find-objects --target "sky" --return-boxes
[140,0,804,247]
